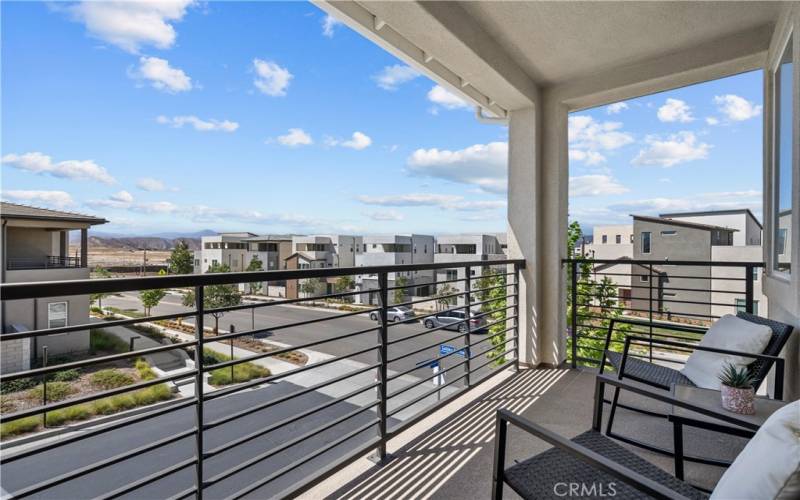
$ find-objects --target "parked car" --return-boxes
[369,306,416,323]
[423,309,486,333]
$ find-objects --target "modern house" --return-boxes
[356,234,435,304]
[434,234,506,306]
[0,202,107,373]
[660,208,763,246]
[194,232,256,273]
[241,234,293,272]
[582,224,634,260]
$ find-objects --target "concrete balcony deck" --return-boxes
[304,367,748,499]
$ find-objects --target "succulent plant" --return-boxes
[718,362,756,389]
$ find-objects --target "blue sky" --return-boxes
[1,1,764,236]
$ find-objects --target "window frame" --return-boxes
[640,232,652,255]
[48,301,68,329]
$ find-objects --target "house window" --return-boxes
[601,235,607,244]
[445,270,458,281]
[615,235,621,244]
[661,230,677,236]
[640,274,649,283]
[630,234,634,243]
[641,232,651,254]
[772,34,793,274]
[48,302,68,329]
[735,298,759,316]
[194,259,199,266]
[752,266,760,282]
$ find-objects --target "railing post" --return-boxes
[41,346,48,428]
[513,263,521,372]
[745,264,754,314]
[570,260,578,369]
[648,265,654,363]
[371,271,389,462]
[194,286,205,499]
[463,266,472,387]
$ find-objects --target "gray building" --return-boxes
[355,234,435,304]
[434,234,506,306]
[1,202,107,373]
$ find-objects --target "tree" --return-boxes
[245,255,264,295]
[139,288,166,316]
[565,221,631,366]
[299,277,326,298]
[393,275,409,305]
[90,266,113,311]
[478,270,509,365]
[334,275,355,302]
[435,283,457,311]
[182,263,242,333]
[167,240,194,275]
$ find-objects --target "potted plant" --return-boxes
[718,363,756,415]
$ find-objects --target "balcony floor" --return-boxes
[304,367,749,499]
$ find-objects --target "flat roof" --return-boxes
[632,214,737,232]
[0,202,107,225]
[659,208,762,229]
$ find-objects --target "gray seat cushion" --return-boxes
[504,430,707,499]
[605,351,695,390]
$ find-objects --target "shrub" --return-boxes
[131,384,171,405]
[49,369,81,382]
[90,369,134,390]
[108,394,137,412]
[135,359,157,381]
[204,348,269,386]
[45,405,91,426]
[91,398,115,415]
[0,417,40,439]
[132,324,166,341]
[1,378,38,395]
[27,382,75,402]
[90,329,129,353]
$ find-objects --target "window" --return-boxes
[615,235,621,244]
[735,298,759,316]
[601,235,607,244]
[630,234,634,243]
[194,259,199,266]
[48,302,68,329]
[640,274,649,283]
[641,232,651,254]
[752,266,760,282]
[661,230,677,236]
[445,270,458,281]
[772,34,793,274]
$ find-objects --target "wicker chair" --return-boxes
[599,311,793,460]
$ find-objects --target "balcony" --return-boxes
[6,255,82,271]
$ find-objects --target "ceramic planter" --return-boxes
[721,384,755,415]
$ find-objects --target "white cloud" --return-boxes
[446,200,507,211]
[86,190,135,209]
[321,14,343,37]
[252,59,292,97]
[632,131,711,167]
[569,175,629,197]
[608,190,762,218]
[406,142,507,194]
[657,98,694,123]
[568,116,634,165]
[111,190,134,203]
[714,94,762,121]
[2,190,75,209]
[606,102,629,114]
[341,131,372,150]
[364,210,404,221]
[136,177,176,192]
[67,0,195,53]
[132,201,179,214]
[2,152,115,184]
[276,128,313,147]
[569,149,606,166]
[132,56,192,93]
[427,85,471,110]
[705,116,719,125]
[156,115,238,132]
[356,193,505,212]
[373,65,420,91]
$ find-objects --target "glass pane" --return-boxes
[773,36,793,273]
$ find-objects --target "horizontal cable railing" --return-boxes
[0,258,523,499]
[563,258,763,368]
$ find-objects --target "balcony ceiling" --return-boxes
[323,1,786,112]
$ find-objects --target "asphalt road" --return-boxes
[103,292,503,379]
[1,381,396,499]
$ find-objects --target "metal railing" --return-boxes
[563,258,763,368]
[6,256,82,270]
[0,259,523,499]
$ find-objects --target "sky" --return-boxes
[1,1,764,237]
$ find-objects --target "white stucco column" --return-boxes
[507,94,570,368]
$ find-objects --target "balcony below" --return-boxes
[6,255,82,271]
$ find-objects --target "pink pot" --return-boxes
[721,384,755,415]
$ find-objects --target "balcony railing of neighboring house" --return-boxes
[6,256,81,270]
[0,259,523,499]
[563,258,763,369]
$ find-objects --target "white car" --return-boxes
[369,306,416,323]
[423,310,487,333]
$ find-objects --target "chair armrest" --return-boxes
[494,409,692,500]
[623,336,786,399]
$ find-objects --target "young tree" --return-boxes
[90,266,113,311]
[245,255,264,294]
[139,288,167,316]
[435,283,458,311]
[393,275,409,305]
[182,263,242,333]
[299,277,326,298]
[167,240,194,275]
[334,275,355,302]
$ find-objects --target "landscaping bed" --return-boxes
[203,349,270,386]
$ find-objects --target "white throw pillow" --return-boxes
[711,400,800,499]
[681,314,772,389]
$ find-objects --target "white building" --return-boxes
[290,235,362,268]
[195,232,255,273]
[434,234,506,306]
[660,209,762,246]
[356,234,435,304]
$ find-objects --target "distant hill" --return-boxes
[86,235,202,251]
